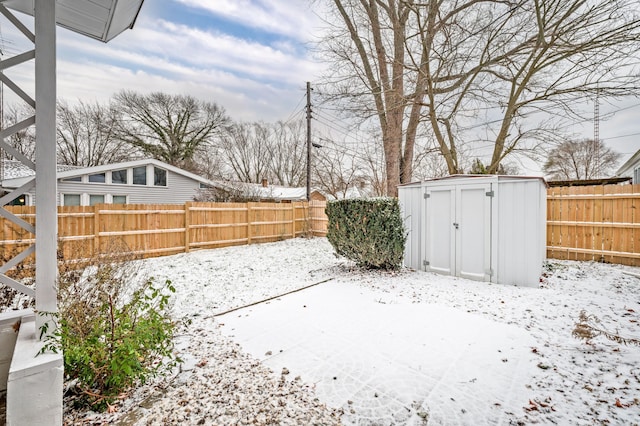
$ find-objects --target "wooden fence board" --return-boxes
[546,184,640,266]
[5,186,640,271]
[0,201,323,270]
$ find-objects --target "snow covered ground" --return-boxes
[59,238,640,424]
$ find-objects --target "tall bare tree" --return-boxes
[1,103,35,161]
[268,120,307,187]
[57,100,130,166]
[318,0,640,194]
[313,141,367,198]
[543,139,620,180]
[113,91,229,171]
[220,122,273,183]
[319,0,420,196]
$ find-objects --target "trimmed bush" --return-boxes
[326,198,406,270]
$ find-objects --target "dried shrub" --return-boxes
[573,310,640,346]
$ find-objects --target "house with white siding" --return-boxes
[0,159,306,206]
[617,149,640,184]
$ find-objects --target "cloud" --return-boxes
[0,0,327,124]
[174,0,321,41]
[44,13,322,121]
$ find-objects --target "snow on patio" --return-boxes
[78,237,638,425]
[218,280,539,425]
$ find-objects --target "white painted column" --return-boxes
[34,0,58,335]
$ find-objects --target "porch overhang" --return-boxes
[2,0,144,42]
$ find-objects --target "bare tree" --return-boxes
[57,100,131,166]
[268,120,307,187]
[220,122,273,183]
[467,158,519,175]
[543,139,620,180]
[194,183,264,202]
[313,140,368,198]
[317,0,640,193]
[2,103,35,161]
[113,91,229,171]
[318,0,421,196]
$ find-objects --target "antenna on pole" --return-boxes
[306,81,312,201]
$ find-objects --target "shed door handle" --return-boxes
[453,222,459,229]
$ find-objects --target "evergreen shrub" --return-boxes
[326,197,406,270]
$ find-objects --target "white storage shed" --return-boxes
[398,175,547,287]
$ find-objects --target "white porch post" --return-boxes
[34,0,58,334]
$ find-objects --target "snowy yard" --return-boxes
[67,237,639,425]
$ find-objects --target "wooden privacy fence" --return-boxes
[1,201,329,266]
[547,184,640,266]
[6,188,640,268]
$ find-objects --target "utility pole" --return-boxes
[306,81,312,200]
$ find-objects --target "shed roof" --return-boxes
[399,174,547,188]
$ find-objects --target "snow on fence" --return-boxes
[547,184,640,266]
[0,201,329,266]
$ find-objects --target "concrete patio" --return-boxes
[219,280,539,425]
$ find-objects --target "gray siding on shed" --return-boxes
[399,175,547,287]
[398,184,423,270]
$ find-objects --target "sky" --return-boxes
[2,0,324,123]
[1,0,640,174]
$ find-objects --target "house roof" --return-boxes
[1,160,80,180]
[0,158,215,189]
[1,158,307,201]
[547,177,632,187]
[616,149,640,177]
[214,180,307,201]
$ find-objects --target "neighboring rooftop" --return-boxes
[547,177,632,187]
[1,160,80,180]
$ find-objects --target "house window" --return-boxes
[62,176,81,182]
[63,194,81,206]
[154,167,167,186]
[89,194,105,206]
[199,183,212,189]
[634,167,640,185]
[133,166,147,185]
[112,169,128,184]
[89,173,106,183]
[112,195,127,204]
[6,194,28,206]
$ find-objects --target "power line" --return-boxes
[281,92,307,125]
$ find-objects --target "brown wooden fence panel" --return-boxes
[546,184,640,266]
[309,200,328,236]
[0,201,330,272]
[8,189,640,270]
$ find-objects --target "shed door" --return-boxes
[456,184,492,281]
[424,186,455,275]
[424,183,492,281]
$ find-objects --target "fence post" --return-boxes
[247,202,252,245]
[291,202,296,238]
[93,204,100,256]
[184,202,191,253]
